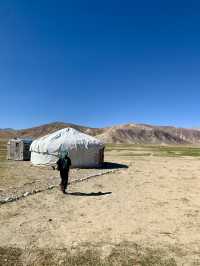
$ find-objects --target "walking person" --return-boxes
[56,152,71,194]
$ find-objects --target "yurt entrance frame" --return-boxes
[98,147,104,166]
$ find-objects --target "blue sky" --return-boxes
[1,0,200,129]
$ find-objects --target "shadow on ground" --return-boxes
[102,162,128,169]
[66,191,112,197]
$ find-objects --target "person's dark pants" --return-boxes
[60,170,69,192]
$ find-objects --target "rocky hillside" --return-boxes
[1,122,200,145]
[96,124,200,144]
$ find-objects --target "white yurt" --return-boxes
[30,128,105,168]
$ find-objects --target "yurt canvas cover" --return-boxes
[30,128,105,168]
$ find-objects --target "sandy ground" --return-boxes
[1,151,200,264]
[0,161,116,199]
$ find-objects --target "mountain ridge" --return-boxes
[1,121,200,144]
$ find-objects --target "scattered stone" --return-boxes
[23,192,31,197]
[48,185,55,189]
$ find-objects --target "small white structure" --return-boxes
[30,128,105,168]
[7,139,32,161]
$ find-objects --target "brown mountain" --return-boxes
[0,122,104,140]
[1,122,200,145]
[96,124,200,144]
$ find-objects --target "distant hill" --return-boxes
[0,122,104,140]
[96,124,200,144]
[1,121,200,145]
[0,128,15,131]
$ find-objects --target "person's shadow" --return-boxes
[65,191,112,197]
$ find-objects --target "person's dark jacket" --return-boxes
[56,157,71,172]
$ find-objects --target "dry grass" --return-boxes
[0,245,177,266]
[106,143,200,157]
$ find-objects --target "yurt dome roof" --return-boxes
[30,127,104,155]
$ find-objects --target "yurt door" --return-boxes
[14,142,20,160]
[99,148,104,165]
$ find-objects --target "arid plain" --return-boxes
[1,142,200,265]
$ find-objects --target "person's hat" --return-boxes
[59,150,68,158]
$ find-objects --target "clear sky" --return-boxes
[1,0,200,129]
